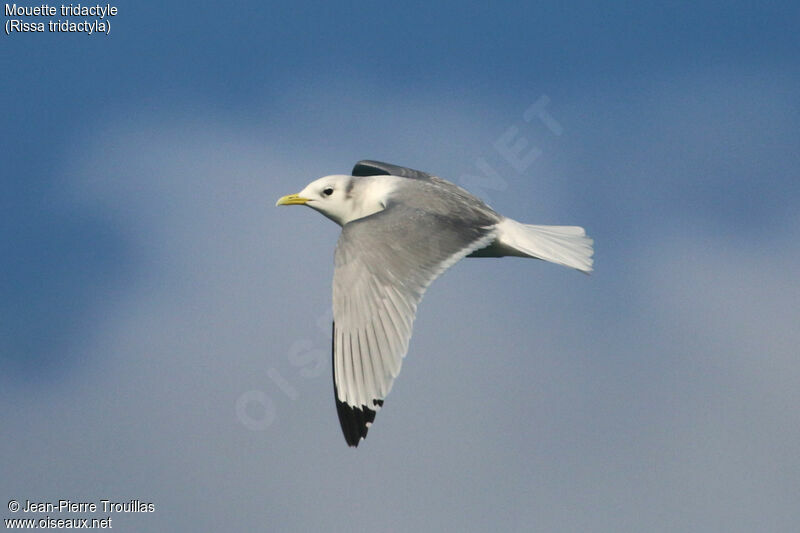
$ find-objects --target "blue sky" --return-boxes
[2,2,799,531]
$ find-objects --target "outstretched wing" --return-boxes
[332,200,496,446]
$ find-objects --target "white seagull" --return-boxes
[277,160,593,446]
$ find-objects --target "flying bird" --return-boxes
[276,160,593,446]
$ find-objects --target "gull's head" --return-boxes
[276,174,395,226]
[276,174,357,226]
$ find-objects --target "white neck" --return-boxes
[328,176,400,226]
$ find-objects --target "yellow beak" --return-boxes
[275,193,310,206]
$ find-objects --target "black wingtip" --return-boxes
[334,395,377,447]
[352,160,433,180]
[331,321,386,447]
[331,320,370,447]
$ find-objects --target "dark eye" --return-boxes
[322,187,334,196]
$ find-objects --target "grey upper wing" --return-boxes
[352,160,434,180]
[332,201,496,446]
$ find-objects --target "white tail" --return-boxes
[478,218,594,273]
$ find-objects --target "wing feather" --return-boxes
[332,197,498,446]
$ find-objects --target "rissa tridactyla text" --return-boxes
[276,160,593,447]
